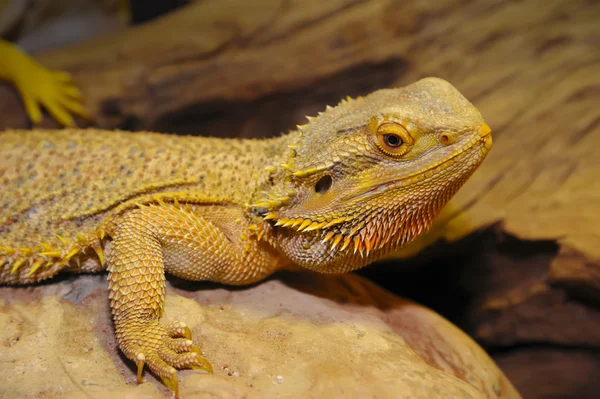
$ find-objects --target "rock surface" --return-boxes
[0,272,519,399]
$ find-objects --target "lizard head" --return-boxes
[258,77,492,272]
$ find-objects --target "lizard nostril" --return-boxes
[439,133,455,145]
[315,175,332,194]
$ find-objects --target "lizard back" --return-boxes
[0,129,286,267]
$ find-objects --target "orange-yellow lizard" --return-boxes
[0,78,492,398]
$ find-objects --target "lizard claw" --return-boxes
[161,371,180,399]
[135,353,145,384]
[189,345,213,373]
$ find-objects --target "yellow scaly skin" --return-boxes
[0,78,492,398]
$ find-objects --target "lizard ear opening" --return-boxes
[315,175,332,194]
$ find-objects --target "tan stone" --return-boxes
[0,273,519,398]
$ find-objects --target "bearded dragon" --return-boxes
[0,78,492,398]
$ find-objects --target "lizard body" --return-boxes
[0,78,492,397]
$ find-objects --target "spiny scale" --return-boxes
[1,227,107,279]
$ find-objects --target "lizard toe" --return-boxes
[166,320,192,339]
[165,337,195,353]
[158,345,209,370]
[146,350,178,379]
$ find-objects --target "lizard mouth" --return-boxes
[352,125,492,202]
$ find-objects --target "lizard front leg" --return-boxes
[107,203,281,397]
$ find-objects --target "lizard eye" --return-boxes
[376,122,413,157]
[383,133,402,147]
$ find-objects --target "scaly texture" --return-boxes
[0,77,492,398]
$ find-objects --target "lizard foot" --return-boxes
[120,320,212,398]
[16,68,91,127]
[0,40,91,127]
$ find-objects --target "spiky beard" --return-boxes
[282,159,480,273]
[317,188,444,258]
